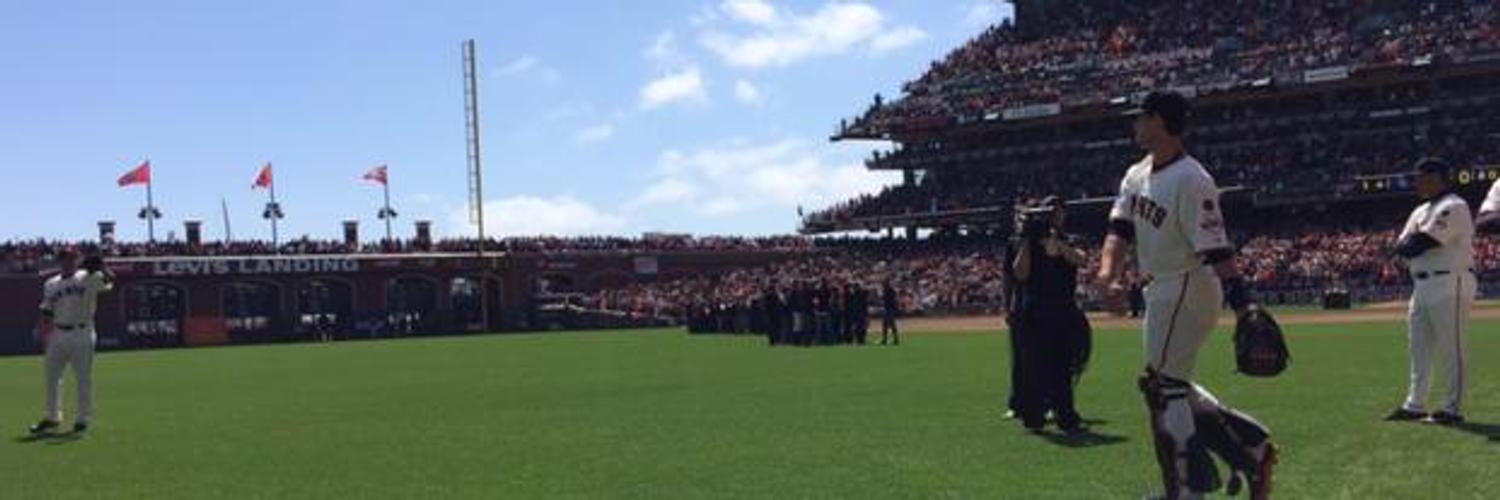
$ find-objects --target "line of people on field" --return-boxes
[687,281,904,347]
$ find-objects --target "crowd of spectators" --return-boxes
[589,238,1006,323]
[843,0,1499,134]
[0,235,815,273]
[584,226,1500,321]
[1239,228,1500,303]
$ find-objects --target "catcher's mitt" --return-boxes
[1234,305,1289,377]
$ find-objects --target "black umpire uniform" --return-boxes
[1009,197,1092,432]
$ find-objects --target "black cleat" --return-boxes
[1384,408,1427,422]
[27,420,59,435]
[72,422,89,434]
[1430,412,1465,425]
[1055,413,1085,435]
[1058,423,1089,436]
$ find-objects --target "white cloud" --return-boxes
[644,30,684,66]
[574,124,616,145]
[639,67,708,110]
[450,195,627,237]
[869,26,928,53]
[733,80,763,106]
[626,178,699,210]
[698,1,925,69]
[496,56,538,76]
[493,55,561,84]
[723,0,779,26]
[628,139,899,217]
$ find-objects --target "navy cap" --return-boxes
[1412,157,1452,177]
[1125,91,1191,135]
[1125,91,1190,120]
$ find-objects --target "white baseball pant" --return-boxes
[43,326,96,424]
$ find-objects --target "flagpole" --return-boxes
[145,176,156,242]
[269,170,279,249]
[383,181,393,242]
[221,197,233,242]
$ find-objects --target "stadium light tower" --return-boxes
[462,39,493,332]
[463,39,486,254]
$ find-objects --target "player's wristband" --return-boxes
[1108,219,1135,243]
[1223,276,1254,311]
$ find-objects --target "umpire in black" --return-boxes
[1008,196,1092,433]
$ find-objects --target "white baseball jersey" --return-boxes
[1108,154,1230,278]
[40,270,112,326]
[1480,178,1500,214]
[1398,192,1474,273]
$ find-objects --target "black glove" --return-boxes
[1234,305,1289,377]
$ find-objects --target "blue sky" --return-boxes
[0,0,1013,242]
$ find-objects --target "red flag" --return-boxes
[362,164,388,185]
[252,163,274,190]
[117,161,151,187]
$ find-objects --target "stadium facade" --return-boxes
[0,250,797,355]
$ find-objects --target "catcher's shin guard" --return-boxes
[1194,405,1272,496]
[1194,407,1271,469]
[1141,371,1221,497]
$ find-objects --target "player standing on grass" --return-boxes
[1385,159,1474,425]
[1096,91,1278,499]
[28,248,114,435]
[880,280,900,345]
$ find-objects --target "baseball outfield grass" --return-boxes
[2,319,1497,499]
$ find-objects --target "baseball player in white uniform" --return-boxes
[1385,159,1474,425]
[29,249,114,435]
[1477,174,1500,234]
[1096,92,1277,500]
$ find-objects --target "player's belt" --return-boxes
[54,323,91,331]
[1412,269,1473,280]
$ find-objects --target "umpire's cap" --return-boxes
[1126,91,1191,135]
[1412,157,1453,178]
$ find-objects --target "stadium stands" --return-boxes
[839,0,1498,136]
[808,86,1500,230]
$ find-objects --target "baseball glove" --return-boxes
[1234,304,1289,377]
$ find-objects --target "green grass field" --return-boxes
[3,319,1498,499]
